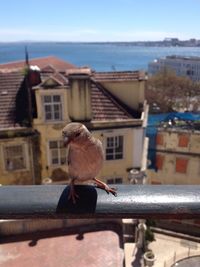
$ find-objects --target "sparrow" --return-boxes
[62,122,117,203]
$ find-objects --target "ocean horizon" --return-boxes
[1,42,200,71]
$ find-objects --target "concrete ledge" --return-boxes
[0,218,122,237]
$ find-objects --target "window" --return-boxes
[106,136,123,160]
[4,144,27,171]
[156,133,164,146]
[49,140,67,165]
[178,134,189,147]
[107,177,123,184]
[156,154,165,170]
[175,157,188,174]
[43,95,62,121]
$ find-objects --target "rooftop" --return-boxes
[40,71,69,87]
[0,71,24,129]
[91,82,133,121]
[166,55,200,61]
[0,56,76,72]
[151,55,200,63]
[0,57,144,130]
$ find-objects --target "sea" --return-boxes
[1,42,200,71]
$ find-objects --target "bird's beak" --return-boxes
[63,136,70,147]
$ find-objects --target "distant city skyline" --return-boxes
[1,0,200,42]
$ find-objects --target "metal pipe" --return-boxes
[0,185,200,219]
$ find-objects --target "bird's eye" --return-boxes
[75,132,81,138]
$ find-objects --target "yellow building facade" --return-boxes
[33,68,148,185]
[0,58,148,185]
[0,132,35,185]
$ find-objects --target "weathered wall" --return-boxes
[68,78,92,121]
[0,133,41,185]
[148,130,200,185]
[99,80,145,110]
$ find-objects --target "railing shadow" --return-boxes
[56,185,97,214]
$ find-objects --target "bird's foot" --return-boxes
[68,186,79,204]
[93,178,117,197]
[104,185,117,197]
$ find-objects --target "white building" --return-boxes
[148,55,200,82]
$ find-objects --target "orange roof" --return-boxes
[91,82,133,121]
[0,63,141,130]
[0,56,76,72]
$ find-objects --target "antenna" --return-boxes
[25,46,30,67]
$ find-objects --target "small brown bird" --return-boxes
[62,122,117,203]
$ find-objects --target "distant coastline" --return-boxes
[1,42,200,72]
[0,38,200,47]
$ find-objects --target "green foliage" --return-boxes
[146,68,200,112]
[146,219,156,227]
[145,227,155,242]
[21,66,29,76]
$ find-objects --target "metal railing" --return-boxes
[0,184,200,219]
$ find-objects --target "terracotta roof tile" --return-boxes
[0,64,138,130]
[0,56,76,72]
[52,72,68,85]
[37,72,69,87]
[0,71,24,129]
[91,82,133,121]
[40,64,57,73]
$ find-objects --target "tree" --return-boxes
[146,68,200,113]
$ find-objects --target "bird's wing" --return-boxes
[67,146,72,166]
[68,146,81,179]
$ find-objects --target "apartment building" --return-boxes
[148,55,200,81]
[148,126,200,185]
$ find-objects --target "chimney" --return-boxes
[28,66,41,86]
[67,68,92,121]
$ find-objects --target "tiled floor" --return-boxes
[149,233,200,267]
[0,230,124,267]
[124,233,200,267]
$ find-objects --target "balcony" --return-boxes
[1,184,200,267]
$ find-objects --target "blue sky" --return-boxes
[1,0,200,42]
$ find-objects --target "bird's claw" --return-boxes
[105,186,117,197]
[68,189,79,204]
[96,183,117,197]
[111,188,117,197]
